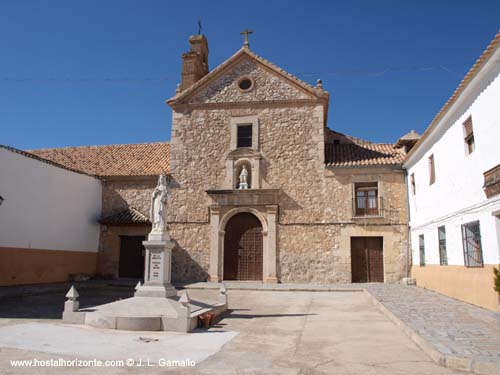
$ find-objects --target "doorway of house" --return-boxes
[351,236,384,282]
[119,235,145,278]
[224,212,263,281]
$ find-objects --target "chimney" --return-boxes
[180,35,209,91]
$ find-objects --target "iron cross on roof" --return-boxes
[240,29,253,48]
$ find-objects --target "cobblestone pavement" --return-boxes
[365,284,500,367]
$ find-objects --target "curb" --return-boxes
[363,290,500,375]
[179,283,364,293]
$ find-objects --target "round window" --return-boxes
[238,77,253,91]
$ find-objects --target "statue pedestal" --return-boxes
[135,232,177,298]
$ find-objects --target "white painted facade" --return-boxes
[0,147,102,252]
[404,44,500,267]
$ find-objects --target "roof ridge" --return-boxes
[28,141,169,152]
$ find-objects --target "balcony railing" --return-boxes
[352,197,384,217]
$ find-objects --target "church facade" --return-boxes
[165,35,411,284]
[27,34,415,284]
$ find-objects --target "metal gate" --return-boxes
[351,237,384,282]
[223,213,263,281]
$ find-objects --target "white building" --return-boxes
[0,145,102,285]
[404,33,500,311]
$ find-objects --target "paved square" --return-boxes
[0,289,466,374]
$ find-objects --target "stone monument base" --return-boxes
[62,292,228,333]
[134,284,177,298]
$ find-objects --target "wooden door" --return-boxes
[351,237,384,282]
[224,213,263,281]
[119,236,145,278]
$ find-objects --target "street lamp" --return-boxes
[0,196,4,207]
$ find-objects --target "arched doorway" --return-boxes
[223,212,263,280]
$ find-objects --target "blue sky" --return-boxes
[1,0,499,149]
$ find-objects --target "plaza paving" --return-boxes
[0,284,471,375]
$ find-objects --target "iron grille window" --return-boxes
[438,226,447,265]
[419,234,425,266]
[461,221,483,267]
[411,173,416,195]
[237,124,252,148]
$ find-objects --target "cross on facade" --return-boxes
[240,29,253,48]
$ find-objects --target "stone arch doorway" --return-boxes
[223,212,263,280]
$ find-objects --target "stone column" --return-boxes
[265,205,278,283]
[209,206,222,282]
[135,232,177,298]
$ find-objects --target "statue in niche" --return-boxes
[238,165,249,189]
[151,174,169,232]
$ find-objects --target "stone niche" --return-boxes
[224,147,262,189]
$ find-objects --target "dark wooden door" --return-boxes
[224,213,263,281]
[351,237,384,282]
[119,236,145,278]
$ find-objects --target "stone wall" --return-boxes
[98,177,156,277]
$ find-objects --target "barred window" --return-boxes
[419,234,425,266]
[438,226,447,265]
[411,173,416,195]
[461,221,483,267]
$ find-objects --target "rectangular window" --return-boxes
[463,116,475,155]
[237,124,253,148]
[428,154,435,185]
[461,221,483,267]
[419,234,425,266]
[438,226,447,265]
[354,182,379,216]
[410,173,416,195]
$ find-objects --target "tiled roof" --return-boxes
[0,144,97,178]
[405,32,500,162]
[325,131,405,167]
[28,142,170,177]
[100,207,150,225]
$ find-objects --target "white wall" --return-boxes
[405,46,500,266]
[0,147,102,252]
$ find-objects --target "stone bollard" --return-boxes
[219,284,228,306]
[64,285,79,312]
[135,281,142,291]
[62,285,85,324]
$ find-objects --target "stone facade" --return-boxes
[94,37,409,284]
[164,42,409,284]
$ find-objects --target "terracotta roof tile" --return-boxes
[100,207,150,225]
[28,142,169,177]
[325,131,404,167]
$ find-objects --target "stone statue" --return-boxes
[151,174,168,232]
[239,165,249,189]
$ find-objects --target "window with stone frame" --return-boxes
[461,221,483,267]
[354,182,379,216]
[419,234,425,266]
[237,124,253,148]
[463,116,475,155]
[438,225,447,265]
